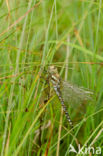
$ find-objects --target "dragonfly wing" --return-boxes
[61,81,92,107]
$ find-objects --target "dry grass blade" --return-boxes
[0,0,42,37]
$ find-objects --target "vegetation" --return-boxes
[0,0,103,155]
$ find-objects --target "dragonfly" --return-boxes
[45,65,93,128]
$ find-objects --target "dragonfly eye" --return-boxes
[48,66,58,75]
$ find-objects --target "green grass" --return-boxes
[0,0,103,155]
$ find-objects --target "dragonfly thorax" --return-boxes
[48,66,60,85]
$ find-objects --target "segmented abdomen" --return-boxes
[51,74,73,128]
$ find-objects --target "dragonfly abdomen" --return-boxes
[59,96,73,127]
[53,83,73,128]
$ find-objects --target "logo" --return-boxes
[69,144,77,153]
[69,144,101,155]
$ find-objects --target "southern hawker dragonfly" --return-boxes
[43,66,93,128]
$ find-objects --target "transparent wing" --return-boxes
[61,81,93,108]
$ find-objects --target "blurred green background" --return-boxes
[0,0,103,155]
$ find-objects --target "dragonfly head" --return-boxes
[48,66,60,80]
[48,66,58,75]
